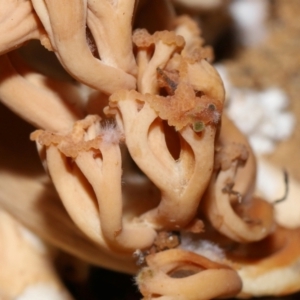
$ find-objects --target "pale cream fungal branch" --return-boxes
[1,1,299,299]
[133,29,185,94]
[0,0,48,55]
[107,44,225,229]
[31,115,156,252]
[136,248,242,300]
[202,115,275,242]
[86,0,137,75]
[0,115,138,273]
[31,0,136,94]
[0,52,82,133]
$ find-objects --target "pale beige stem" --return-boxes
[0,54,80,133]
[75,148,157,252]
[0,0,44,55]
[33,0,136,94]
[221,114,256,201]
[45,145,106,246]
[137,249,242,299]
[0,144,136,274]
[203,162,275,242]
[201,113,273,242]
[33,115,156,252]
[117,98,176,185]
[87,0,137,75]
[133,30,184,94]
[109,90,216,229]
[142,126,216,228]
[11,52,86,117]
[138,39,182,94]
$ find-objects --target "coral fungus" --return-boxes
[1,0,300,299]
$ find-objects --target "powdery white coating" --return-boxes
[16,284,72,300]
[180,232,225,262]
[100,122,123,144]
[229,0,269,46]
[214,65,296,155]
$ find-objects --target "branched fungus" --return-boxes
[1,1,300,299]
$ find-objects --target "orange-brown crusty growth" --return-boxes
[30,115,106,159]
[145,80,222,131]
[133,29,185,49]
[141,37,224,131]
[132,28,186,95]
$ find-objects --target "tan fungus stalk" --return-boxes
[32,115,157,252]
[107,86,221,229]
[0,123,137,273]
[1,2,300,299]
[137,248,242,300]
[0,0,46,55]
[203,115,275,242]
[0,53,82,133]
[31,0,136,94]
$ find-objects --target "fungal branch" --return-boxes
[31,116,156,253]
[0,0,46,55]
[0,52,82,133]
[203,115,275,242]
[137,249,242,300]
[31,0,137,94]
[2,1,300,299]
[106,28,224,230]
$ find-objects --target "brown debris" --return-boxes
[156,67,179,95]
[153,231,180,252]
[133,29,185,49]
[146,81,222,131]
